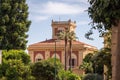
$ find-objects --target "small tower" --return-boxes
[51,19,76,39]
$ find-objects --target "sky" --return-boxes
[26,0,104,49]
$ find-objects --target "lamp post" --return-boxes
[54,40,56,80]
[54,40,60,80]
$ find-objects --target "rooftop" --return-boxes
[52,19,76,25]
[28,39,97,50]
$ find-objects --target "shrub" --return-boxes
[83,73,103,80]
[58,70,81,80]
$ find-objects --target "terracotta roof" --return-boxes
[28,39,97,49]
[29,39,81,45]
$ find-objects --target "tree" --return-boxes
[58,70,81,80]
[68,31,77,71]
[0,50,34,80]
[80,48,111,79]
[103,30,111,48]
[87,0,120,80]
[31,58,63,80]
[79,53,94,73]
[58,30,77,71]
[97,48,112,80]
[0,0,31,50]
[0,60,34,80]
[83,73,103,80]
[103,31,112,80]
[87,0,120,31]
[2,50,30,65]
[58,30,70,70]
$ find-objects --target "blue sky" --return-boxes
[26,0,104,49]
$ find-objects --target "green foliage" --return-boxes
[103,30,112,48]
[92,48,111,77]
[83,73,103,80]
[67,73,81,80]
[58,30,77,41]
[80,62,93,73]
[5,60,28,80]
[86,0,120,39]
[0,76,7,80]
[58,70,81,80]
[0,50,33,80]
[0,60,33,80]
[83,53,93,62]
[79,53,94,73]
[80,48,111,78]
[31,58,63,80]
[2,50,30,65]
[97,48,112,79]
[0,0,31,50]
[88,0,120,29]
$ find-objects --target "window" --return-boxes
[58,27,64,33]
[58,30,63,33]
[72,59,75,67]
[69,58,76,68]
[35,54,43,62]
[54,28,58,36]
[36,58,42,62]
[68,53,77,68]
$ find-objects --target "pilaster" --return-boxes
[45,50,50,60]
[29,51,34,63]
[61,50,65,65]
[78,51,83,66]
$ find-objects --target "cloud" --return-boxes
[77,21,89,26]
[29,15,49,22]
[27,1,89,22]
[28,1,86,15]
[61,0,89,4]
[41,2,85,15]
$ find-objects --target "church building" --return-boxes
[27,19,97,74]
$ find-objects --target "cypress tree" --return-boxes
[0,0,31,50]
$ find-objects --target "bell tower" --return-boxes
[51,19,76,39]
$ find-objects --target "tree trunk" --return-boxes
[69,40,72,71]
[65,38,68,70]
[0,50,2,64]
[111,21,120,80]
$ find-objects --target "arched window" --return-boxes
[52,53,60,60]
[35,54,43,62]
[69,53,77,68]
